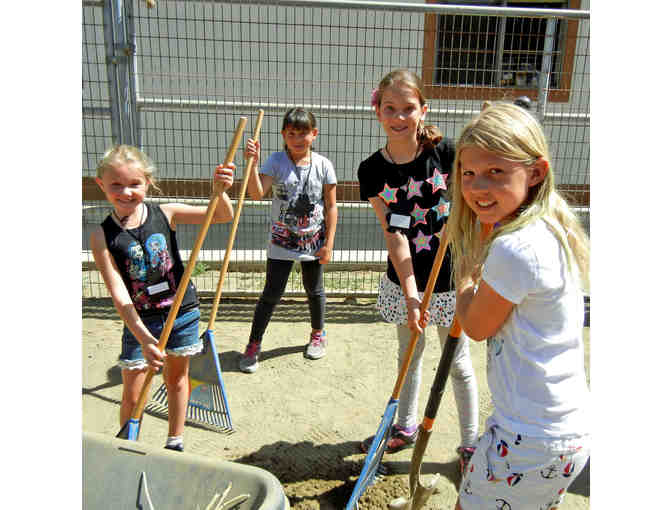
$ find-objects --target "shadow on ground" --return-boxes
[232,440,455,509]
[82,297,381,324]
[233,438,588,508]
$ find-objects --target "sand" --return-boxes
[82,296,590,509]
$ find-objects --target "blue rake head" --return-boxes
[116,417,141,441]
[345,399,398,510]
[145,329,234,432]
[198,329,233,431]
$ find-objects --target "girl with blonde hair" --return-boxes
[92,145,236,452]
[447,101,590,510]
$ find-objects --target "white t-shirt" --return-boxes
[260,150,337,261]
[481,219,589,440]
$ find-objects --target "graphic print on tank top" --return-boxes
[126,232,177,309]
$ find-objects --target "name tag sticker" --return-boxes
[389,213,411,229]
[147,281,170,295]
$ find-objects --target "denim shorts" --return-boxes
[118,307,203,370]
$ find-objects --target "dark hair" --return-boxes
[281,107,317,132]
[514,96,532,111]
[483,96,533,113]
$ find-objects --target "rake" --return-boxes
[345,221,453,510]
[147,110,265,434]
[390,222,494,510]
[116,116,248,441]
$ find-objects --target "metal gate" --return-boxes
[82,0,590,298]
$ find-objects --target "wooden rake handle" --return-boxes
[207,110,264,331]
[127,117,248,422]
[391,222,452,400]
[391,221,494,401]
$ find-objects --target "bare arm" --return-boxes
[244,138,274,200]
[316,183,337,264]
[455,246,515,341]
[368,196,423,334]
[90,227,165,370]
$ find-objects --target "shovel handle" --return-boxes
[407,222,494,501]
[420,221,494,430]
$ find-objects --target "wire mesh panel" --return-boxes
[82,0,589,298]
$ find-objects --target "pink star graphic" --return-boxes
[410,203,429,227]
[432,197,451,220]
[412,230,433,253]
[377,183,398,205]
[426,167,447,194]
[405,177,424,199]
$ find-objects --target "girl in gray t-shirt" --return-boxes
[238,108,337,373]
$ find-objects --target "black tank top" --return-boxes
[101,202,199,317]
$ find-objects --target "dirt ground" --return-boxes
[82,296,590,509]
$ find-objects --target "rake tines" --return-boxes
[147,380,233,433]
[187,381,233,431]
[147,331,233,433]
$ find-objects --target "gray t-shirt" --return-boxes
[260,150,337,261]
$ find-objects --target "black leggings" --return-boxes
[249,258,325,343]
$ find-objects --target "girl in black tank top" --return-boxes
[90,144,235,451]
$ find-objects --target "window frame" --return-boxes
[421,0,581,103]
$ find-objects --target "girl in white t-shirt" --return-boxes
[445,101,590,510]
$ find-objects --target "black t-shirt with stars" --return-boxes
[357,138,456,293]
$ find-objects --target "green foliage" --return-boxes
[192,261,209,278]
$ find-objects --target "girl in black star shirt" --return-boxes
[357,70,478,475]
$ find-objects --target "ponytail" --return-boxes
[418,122,443,150]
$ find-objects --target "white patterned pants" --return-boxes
[395,324,479,449]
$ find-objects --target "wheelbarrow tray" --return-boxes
[83,431,288,510]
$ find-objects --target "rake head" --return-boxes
[116,417,141,441]
[146,330,233,433]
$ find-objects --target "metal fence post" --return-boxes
[494,2,507,90]
[125,0,142,148]
[536,16,557,122]
[102,0,121,144]
[83,1,589,299]
[102,0,138,146]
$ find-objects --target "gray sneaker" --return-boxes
[239,341,261,373]
[305,330,327,360]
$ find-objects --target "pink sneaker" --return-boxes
[305,330,327,360]
[239,341,260,373]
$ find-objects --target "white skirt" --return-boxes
[376,273,456,327]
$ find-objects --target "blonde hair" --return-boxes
[373,69,443,150]
[446,101,590,290]
[96,144,161,194]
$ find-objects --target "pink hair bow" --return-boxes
[370,88,379,107]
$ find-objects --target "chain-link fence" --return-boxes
[82,0,589,298]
